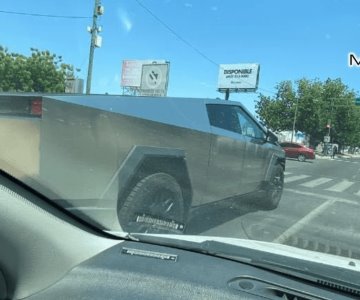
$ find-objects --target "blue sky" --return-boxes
[0,0,359,114]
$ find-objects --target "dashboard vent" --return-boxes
[267,287,321,300]
[229,278,325,300]
[317,279,360,297]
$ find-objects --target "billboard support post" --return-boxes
[225,89,230,100]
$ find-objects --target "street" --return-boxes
[187,156,360,259]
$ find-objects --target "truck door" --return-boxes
[205,104,248,203]
[234,107,270,191]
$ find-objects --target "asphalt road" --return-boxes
[188,156,360,259]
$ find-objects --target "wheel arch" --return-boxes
[264,153,285,182]
[116,146,193,214]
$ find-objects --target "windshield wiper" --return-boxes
[127,233,360,297]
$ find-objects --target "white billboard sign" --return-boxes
[139,64,169,97]
[121,60,167,88]
[217,63,260,91]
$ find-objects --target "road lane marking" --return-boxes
[355,190,360,197]
[284,188,358,205]
[326,180,354,192]
[273,188,359,244]
[272,198,336,244]
[284,172,292,176]
[284,175,310,183]
[300,177,332,188]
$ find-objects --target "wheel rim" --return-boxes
[298,154,305,162]
[129,189,184,233]
[148,189,180,217]
[270,169,284,204]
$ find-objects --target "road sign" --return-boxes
[324,136,330,143]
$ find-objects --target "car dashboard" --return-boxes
[19,240,354,300]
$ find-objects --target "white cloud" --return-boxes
[117,9,133,33]
[184,3,193,8]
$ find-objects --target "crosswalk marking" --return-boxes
[284,175,310,183]
[325,180,354,192]
[300,177,332,188]
[283,170,360,195]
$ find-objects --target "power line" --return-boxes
[134,0,218,67]
[133,0,276,97]
[0,9,90,19]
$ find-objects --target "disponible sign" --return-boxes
[217,63,260,91]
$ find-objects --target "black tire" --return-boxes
[118,173,185,234]
[260,165,284,210]
[298,154,306,162]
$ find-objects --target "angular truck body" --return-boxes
[0,94,285,233]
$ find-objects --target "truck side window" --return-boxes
[206,104,242,134]
[234,107,266,140]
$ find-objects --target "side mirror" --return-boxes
[266,130,278,144]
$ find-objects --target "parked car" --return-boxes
[280,142,315,162]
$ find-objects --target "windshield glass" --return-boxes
[1,0,359,277]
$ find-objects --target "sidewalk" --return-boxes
[315,152,360,160]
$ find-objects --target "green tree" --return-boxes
[0,46,74,93]
[256,78,359,148]
[256,81,296,131]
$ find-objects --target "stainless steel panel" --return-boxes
[38,97,212,228]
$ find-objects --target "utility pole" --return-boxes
[86,0,104,94]
[291,97,299,142]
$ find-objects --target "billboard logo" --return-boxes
[348,52,360,67]
[146,69,162,88]
[223,68,252,75]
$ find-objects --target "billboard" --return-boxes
[121,60,167,88]
[217,63,260,92]
[139,64,169,97]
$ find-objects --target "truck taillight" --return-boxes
[31,98,42,116]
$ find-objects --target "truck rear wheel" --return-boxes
[118,173,186,234]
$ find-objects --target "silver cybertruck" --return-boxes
[32,95,285,233]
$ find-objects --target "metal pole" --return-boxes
[86,0,100,94]
[291,97,299,142]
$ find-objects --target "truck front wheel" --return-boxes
[117,173,186,234]
[258,165,284,211]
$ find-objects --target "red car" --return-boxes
[280,142,315,162]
